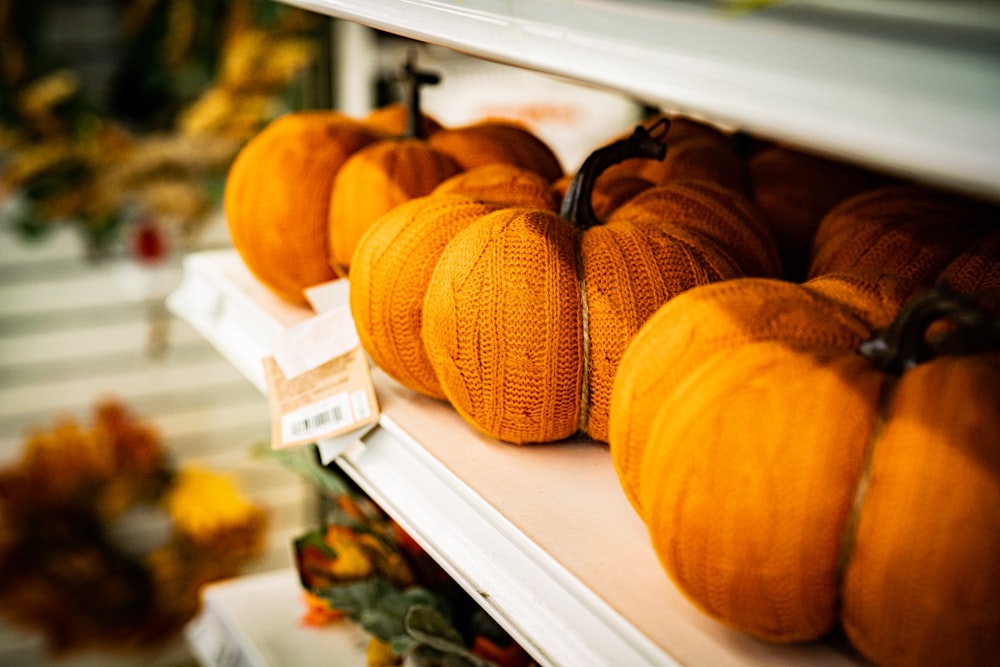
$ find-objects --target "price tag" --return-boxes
[263,279,379,450]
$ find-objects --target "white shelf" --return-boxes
[169,250,868,667]
[281,0,1000,203]
[185,568,368,667]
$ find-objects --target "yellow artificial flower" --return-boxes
[164,467,259,541]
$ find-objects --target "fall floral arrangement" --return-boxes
[0,0,321,261]
[265,446,534,667]
[0,399,267,654]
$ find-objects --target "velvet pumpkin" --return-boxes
[224,110,380,305]
[807,184,995,282]
[418,122,780,443]
[630,285,999,667]
[609,271,919,513]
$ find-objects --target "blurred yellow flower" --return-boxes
[165,467,261,541]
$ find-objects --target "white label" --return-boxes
[280,392,353,442]
[271,305,360,380]
[351,389,371,421]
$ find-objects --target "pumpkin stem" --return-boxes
[560,118,670,231]
[398,50,440,140]
[857,283,1000,375]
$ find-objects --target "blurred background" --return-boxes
[0,1,640,664]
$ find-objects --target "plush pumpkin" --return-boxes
[328,61,565,272]
[808,184,995,282]
[427,120,564,184]
[629,285,999,667]
[350,165,556,399]
[938,228,1000,294]
[747,146,887,281]
[609,271,919,513]
[603,114,748,195]
[352,120,780,443]
[224,110,381,305]
[419,122,780,444]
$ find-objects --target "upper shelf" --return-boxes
[282,0,1000,202]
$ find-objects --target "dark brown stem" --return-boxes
[857,283,1000,375]
[559,118,670,231]
[398,51,440,140]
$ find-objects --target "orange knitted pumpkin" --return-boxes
[747,146,887,281]
[350,165,556,399]
[631,285,999,667]
[415,121,780,443]
[603,114,747,195]
[328,65,564,273]
[609,271,919,513]
[808,184,995,282]
[224,111,380,305]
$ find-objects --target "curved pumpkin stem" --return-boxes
[857,283,1000,375]
[560,118,670,231]
[398,50,440,140]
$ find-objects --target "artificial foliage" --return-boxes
[0,0,321,259]
[0,399,267,654]
[262,445,534,667]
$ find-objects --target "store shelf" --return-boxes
[281,0,1000,202]
[169,250,867,667]
[185,568,368,667]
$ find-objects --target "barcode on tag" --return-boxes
[280,392,353,443]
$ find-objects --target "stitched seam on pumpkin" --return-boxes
[575,241,592,436]
[834,374,898,605]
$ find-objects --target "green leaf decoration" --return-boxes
[406,605,498,667]
[294,530,335,558]
[251,441,350,496]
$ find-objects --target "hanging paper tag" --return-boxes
[263,279,379,450]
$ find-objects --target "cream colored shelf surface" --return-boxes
[185,568,368,667]
[169,250,867,667]
[279,0,1000,202]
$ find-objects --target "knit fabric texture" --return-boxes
[432,164,557,210]
[808,184,993,282]
[841,355,1000,667]
[640,343,884,641]
[747,146,884,281]
[939,229,1000,294]
[224,111,378,305]
[328,138,461,271]
[350,195,501,399]
[428,121,564,183]
[422,207,585,444]
[609,276,875,513]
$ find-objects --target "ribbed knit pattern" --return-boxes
[607,116,746,194]
[612,181,783,279]
[422,208,584,444]
[842,355,1000,667]
[350,195,501,398]
[939,229,1000,293]
[639,344,883,641]
[328,138,461,271]
[808,185,994,282]
[804,271,919,331]
[581,203,745,442]
[431,164,557,210]
[748,147,885,281]
[223,111,379,305]
[427,121,564,183]
[609,277,875,513]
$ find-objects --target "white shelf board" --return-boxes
[169,250,869,667]
[185,568,368,667]
[280,0,1000,202]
